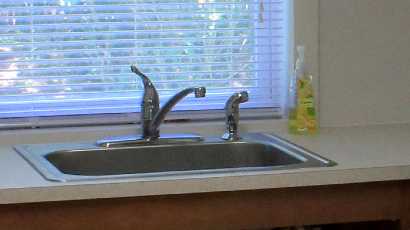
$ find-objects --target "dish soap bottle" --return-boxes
[288,46,318,135]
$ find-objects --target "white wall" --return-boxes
[319,0,410,127]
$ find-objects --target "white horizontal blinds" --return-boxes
[0,0,287,118]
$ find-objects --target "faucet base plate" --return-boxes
[97,133,203,148]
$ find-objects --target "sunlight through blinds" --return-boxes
[0,0,289,118]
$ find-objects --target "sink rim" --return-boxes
[14,133,336,182]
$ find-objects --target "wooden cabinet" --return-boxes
[273,221,399,230]
[0,181,409,230]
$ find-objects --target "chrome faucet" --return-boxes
[131,65,206,141]
[221,91,249,141]
[131,65,160,139]
[97,65,206,146]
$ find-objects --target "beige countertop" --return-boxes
[0,122,409,204]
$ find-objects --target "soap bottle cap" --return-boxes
[295,46,305,78]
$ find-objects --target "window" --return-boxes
[0,0,290,125]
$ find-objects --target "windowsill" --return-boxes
[0,118,288,146]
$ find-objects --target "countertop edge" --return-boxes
[2,165,410,204]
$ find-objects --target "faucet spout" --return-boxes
[222,91,249,141]
[131,65,160,139]
[149,87,206,139]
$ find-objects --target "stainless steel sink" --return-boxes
[14,133,336,182]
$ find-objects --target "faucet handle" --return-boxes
[222,91,249,141]
[130,65,141,75]
[130,65,160,139]
[131,65,155,86]
[131,65,146,80]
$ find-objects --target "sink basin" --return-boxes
[46,142,302,176]
[15,133,336,182]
